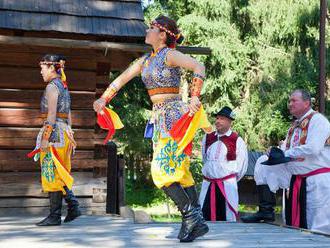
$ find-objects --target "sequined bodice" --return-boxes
[141,47,181,90]
[41,78,71,114]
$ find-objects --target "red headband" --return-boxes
[151,21,181,41]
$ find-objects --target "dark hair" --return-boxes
[291,89,311,105]
[41,54,66,63]
[40,54,66,73]
[154,15,184,47]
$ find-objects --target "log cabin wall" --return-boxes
[0,43,139,214]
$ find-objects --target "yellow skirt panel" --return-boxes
[151,137,195,189]
[40,131,73,193]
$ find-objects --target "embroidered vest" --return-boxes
[141,47,181,90]
[286,111,330,149]
[205,131,239,161]
[41,77,71,115]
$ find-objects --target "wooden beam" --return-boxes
[0,172,106,197]
[319,0,327,113]
[0,67,96,91]
[0,108,95,128]
[0,89,95,109]
[0,34,212,55]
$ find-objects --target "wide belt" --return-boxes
[148,87,180,96]
[40,112,69,119]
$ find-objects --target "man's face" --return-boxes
[215,115,232,134]
[40,64,54,83]
[288,92,310,118]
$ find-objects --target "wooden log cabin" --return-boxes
[0,0,148,214]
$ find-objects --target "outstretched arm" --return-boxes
[93,57,145,113]
[166,50,205,114]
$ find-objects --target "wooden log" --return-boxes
[0,137,98,149]
[0,149,95,160]
[0,198,105,208]
[0,51,97,71]
[0,108,95,128]
[0,127,106,149]
[0,149,107,171]
[0,127,106,139]
[0,34,212,55]
[0,89,95,109]
[0,172,107,197]
[0,159,107,172]
[0,44,104,58]
[0,67,96,91]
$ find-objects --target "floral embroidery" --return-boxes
[155,139,186,175]
[141,47,181,90]
[41,152,55,182]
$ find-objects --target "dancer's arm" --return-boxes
[93,57,145,113]
[166,50,205,114]
[41,84,58,151]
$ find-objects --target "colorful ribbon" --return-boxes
[97,107,124,144]
[169,105,212,156]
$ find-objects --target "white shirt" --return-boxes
[284,109,330,174]
[201,129,248,180]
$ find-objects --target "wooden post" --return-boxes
[106,141,118,214]
[319,0,327,113]
[117,154,126,209]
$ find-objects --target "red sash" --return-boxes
[204,174,239,221]
[291,167,330,227]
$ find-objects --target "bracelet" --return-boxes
[101,84,118,102]
[192,73,205,80]
[190,77,204,97]
[42,122,55,141]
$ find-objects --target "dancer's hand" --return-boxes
[40,140,49,152]
[93,98,107,113]
[189,96,201,116]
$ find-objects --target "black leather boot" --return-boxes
[241,185,276,223]
[176,186,208,240]
[163,183,207,242]
[63,186,81,223]
[36,191,62,226]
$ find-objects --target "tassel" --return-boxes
[60,68,68,88]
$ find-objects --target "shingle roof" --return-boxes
[0,0,146,38]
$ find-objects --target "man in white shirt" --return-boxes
[199,106,248,221]
[242,89,330,234]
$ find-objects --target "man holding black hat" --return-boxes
[199,106,248,221]
[242,89,330,234]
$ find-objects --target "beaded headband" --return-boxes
[150,21,181,41]
[39,60,65,68]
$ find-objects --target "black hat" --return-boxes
[214,106,235,120]
[261,147,292,166]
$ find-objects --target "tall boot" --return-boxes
[176,186,209,240]
[162,183,207,242]
[36,191,62,226]
[241,185,276,223]
[63,186,81,223]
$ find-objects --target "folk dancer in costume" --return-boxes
[199,106,248,222]
[93,15,212,242]
[29,54,81,226]
[241,89,330,234]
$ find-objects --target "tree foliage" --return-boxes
[113,1,330,199]
[144,0,330,150]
